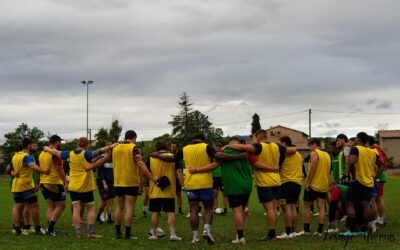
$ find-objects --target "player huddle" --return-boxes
[7,129,388,245]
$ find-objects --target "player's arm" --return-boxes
[253,161,279,172]
[306,151,318,191]
[176,169,184,187]
[84,154,110,172]
[151,152,176,162]
[29,163,50,175]
[189,162,220,174]
[214,151,249,161]
[286,146,297,155]
[374,155,384,181]
[92,143,117,158]
[223,144,255,153]
[134,149,157,182]
[43,146,62,158]
[348,148,358,180]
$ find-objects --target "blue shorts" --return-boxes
[371,181,380,198]
[184,188,213,202]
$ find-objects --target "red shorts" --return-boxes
[377,182,384,197]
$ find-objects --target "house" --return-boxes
[378,130,400,167]
[266,125,311,159]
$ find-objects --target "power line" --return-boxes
[313,109,400,115]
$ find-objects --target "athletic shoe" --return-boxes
[277,233,293,239]
[185,213,202,218]
[12,229,16,235]
[369,220,377,234]
[198,213,203,217]
[290,232,297,238]
[326,228,339,233]
[170,235,182,241]
[258,234,277,241]
[28,228,36,233]
[232,237,246,245]
[148,235,158,240]
[35,228,46,235]
[313,231,323,237]
[87,233,103,239]
[191,237,200,244]
[202,231,215,245]
[46,229,57,237]
[21,229,30,235]
[340,215,347,223]
[76,234,82,239]
[295,231,310,236]
[313,212,319,216]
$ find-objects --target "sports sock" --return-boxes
[268,229,276,238]
[304,223,310,233]
[87,224,94,234]
[192,231,199,239]
[317,224,324,233]
[286,227,291,235]
[169,228,176,237]
[48,221,56,231]
[125,226,131,237]
[237,229,244,239]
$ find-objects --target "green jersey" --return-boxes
[220,149,252,195]
[212,165,222,178]
[331,153,340,182]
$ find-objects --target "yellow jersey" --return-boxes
[309,149,331,193]
[183,143,212,190]
[355,146,376,188]
[149,153,176,199]
[112,143,139,187]
[69,150,95,193]
[255,142,281,187]
[11,152,35,192]
[280,151,304,185]
[39,151,63,185]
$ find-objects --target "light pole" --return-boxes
[81,81,94,140]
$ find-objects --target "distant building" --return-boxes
[266,125,311,159]
[378,130,400,167]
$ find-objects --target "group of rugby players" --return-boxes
[6,128,388,245]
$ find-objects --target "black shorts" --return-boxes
[280,182,301,204]
[70,191,94,204]
[176,179,182,192]
[97,180,115,200]
[303,188,327,202]
[227,194,250,208]
[257,186,280,203]
[13,189,37,204]
[149,198,175,213]
[213,177,223,191]
[40,184,66,202]
[347,181,372,203]
[114,186,139,197]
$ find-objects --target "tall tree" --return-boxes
[251,113,262,134]
[109,119,123,142]
[169,93,223,146]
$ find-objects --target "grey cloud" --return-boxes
[376,101,392,110]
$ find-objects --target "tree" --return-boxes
[1,123,45,163]
[169,93,223,146]
[109,119,123,142]
[94,119,123,148]
[251,113,261,134]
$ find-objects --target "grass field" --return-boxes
[0,177,399,250]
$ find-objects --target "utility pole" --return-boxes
[308,108,312,139]
[81,81,94,140]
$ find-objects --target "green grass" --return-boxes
[0,177,399,249]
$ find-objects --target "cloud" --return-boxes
[376,101,392,110]
[1,0,400,141]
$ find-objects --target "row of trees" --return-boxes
[0,92,263,171]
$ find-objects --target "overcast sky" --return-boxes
[1,0,400,142]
